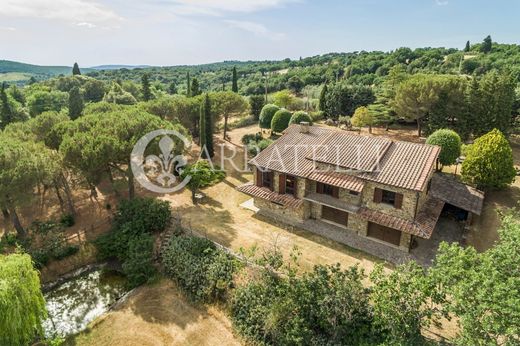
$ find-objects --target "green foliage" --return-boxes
[83,79,106,102]
[180,160,225,203]
[351,106,374,132]
[318,83,327,112]
[429,208,520,345]
[27,90,68,116]
[461,129,516,189]
[272,89,295,109]
[103,82,137,105]
[481,35,493,53]
[249,94,265,121]
[246,138,273,156]
[270,108,292,133]
[241,132,263,145]
[141,73,152,101]
[426,129,462,167]
[95,198,171,288]
[287,75,304,93]
[0,253,47,346]
[191,77,201,96]
[259,104,279,129]
[59,213,75,227]
[68,86,84,119]
[323,82,375,119]
[162,235,238,302]
[288,111,312,125]
[202,93,214,157]
[232,66,238,93]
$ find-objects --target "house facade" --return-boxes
[237,123,447,252]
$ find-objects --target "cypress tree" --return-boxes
[141,73,152,101]
[203,93,214,158]
[191,78,201,96]
[186,72,191,97]
[232,66,238,93]
[0,83,13,129]
[480,35,492,53]
[72,62,81,75]
[464,40,471,52]
[319,83,328,113]
[68,86,84,120]
[199,101,207,155]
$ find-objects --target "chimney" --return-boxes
[299,121,310,133]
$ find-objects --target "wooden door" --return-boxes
[321,206,348,227]
[367,222,401,246]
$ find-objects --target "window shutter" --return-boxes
[279,174,286,194]
[317,182,324,194]
[332,186,339,198]
[373,188,383,203]
[269,172,274,191]
[256,168,262,187]
[394,193,403,209]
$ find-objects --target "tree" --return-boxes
[271,109,292,133]
[0,253,47,345]
[191,78,201,97]
[169,82,177,95]
[103,83,137,105]
[480,35,492,53]
[186,72,191,97]
[141,73,152,101]
[464,40,471,52]
[83,79,106,102]
[249,95,265,121]
[72,62,81,75]
[461,129,516,189]
[0,83,13,129]
[68,86,84,119]
[289,111,312,125]
[181,160,225,203]
[426,129,462,168]
[232,66,238,93]
[199,100,207,153]
[273,89,295,109]
[27,90,68,116]
[259,104,279,130]
[287,75,304,93]
[211,91,248,140]
[351,106,374,133]
[323,83,375,120]
[319,83,328,113]
[429,208,520,345]
[202,93,214,157]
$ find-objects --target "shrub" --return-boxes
[259,104,280,129]
[52,245,79,260]
[310,111,325,122]
[270,109,292,133]
[338,115,352,127]
[426,129,462,167]
[461,129,516,189]
[162,236,238,302]
[241,132,263,145]
[60,214,75,227]
[249,95,265,121]
[122,234,156,287]
[246,138,273,156]
[289,111,313,125]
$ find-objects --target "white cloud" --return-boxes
[77,22,97,28]
[224,20,285,40]
[168,0,297,16]
[0,0,121,22]
[0,26,16,31]
[435,0,449,5]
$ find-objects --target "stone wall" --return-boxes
[362,181,418,220]
[254,198,306,223]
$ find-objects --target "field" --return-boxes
[0,72,32,82]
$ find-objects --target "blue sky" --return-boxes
[0,0,518,67]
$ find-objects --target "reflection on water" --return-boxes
[43,269,128,337]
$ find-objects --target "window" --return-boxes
[316,182,339,198]
[285,175,297,196]
[381,190,396,205]
[349,190,359,196]
[262,171,273,190]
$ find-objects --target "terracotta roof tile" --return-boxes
[237,183,303,209]
[430,173,484,215]
[307,170,365,192]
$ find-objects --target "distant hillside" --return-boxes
[89,65,151,70]
[0,60,92,84]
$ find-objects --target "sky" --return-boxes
[0,0,519,67]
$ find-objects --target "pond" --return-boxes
[43,268,129,338]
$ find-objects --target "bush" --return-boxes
[162,236,238,302]
[289,111,313,125]
[461,129,516,189]
[426,129,462,167]
[228,115,256,129]
[270,109,292,133]
[310,111,325,122]
[249,95,265,121]
[241,132,263,145]
[338,115,352,127]
[60,214,75,227]
[259,104,280,129]
[52,245,79,260]
[122,234,156,287]
[246,138,273,156]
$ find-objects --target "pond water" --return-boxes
[43,268,129,338]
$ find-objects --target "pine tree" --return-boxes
[68,86,84,120]
[319,83,328,113]
[203,93,214,158]
[199,101,207,155]
[186,72,191,97]
[481,35,492,53]
[141,73,152,101]
[0,83,14,129]
[232,66,238,93]
[464,40,471,52]
[72,62,81,75]
[169,82,177,95]
[191,78,201,96]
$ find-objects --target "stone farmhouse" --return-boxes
[237,123,484,261]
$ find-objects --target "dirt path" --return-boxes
[69,279,241,346]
